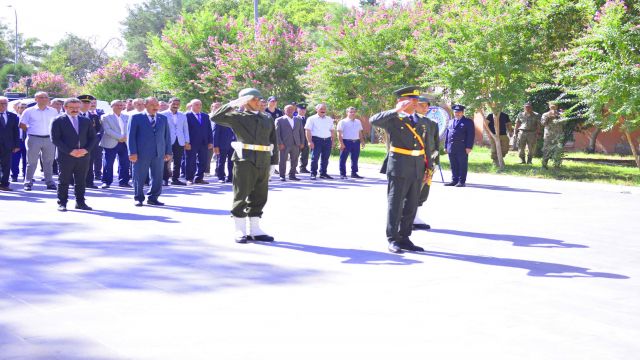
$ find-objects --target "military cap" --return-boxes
[452,104,466,111]
[417,96,430,104]
[296,102,307,109]
[238,88,262,99]
[77,94,96,103]
[393,86,421,98]
[267,96,277,102]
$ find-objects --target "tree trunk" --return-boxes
[586,127,601,153]
[624,130,640,169]
[486,105,505,170]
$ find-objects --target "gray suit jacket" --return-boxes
[160,110,190,146]
[100,112,129,149]
[275,115,304,147]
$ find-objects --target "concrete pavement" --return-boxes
[1,163,639,359]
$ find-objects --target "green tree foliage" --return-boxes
[83,60,150,101]
[0,63,34,90]
[556,0,640,166]
[302,3,426,116]
[0,22,13,68]
[9,71,76,98]
[148,11,310,103]
[41,34,108,85]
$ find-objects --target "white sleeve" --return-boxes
[304,116,313,131]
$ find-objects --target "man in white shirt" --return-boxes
[304,103,335,180]
[19,91,59,191]
[337,107,365,179]
[160,97,190,186]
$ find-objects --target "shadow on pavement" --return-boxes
[257,241,422,265]
[0,222,321,306]
[420,250,629,279]
[430,229,588,248]
[464,183,561,194]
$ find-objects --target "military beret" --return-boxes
[77,94,96,103]
[452,104,466,111]
[393,86,420,98]
[267,96,277,102]
[296,103,307,109]
[238,88,262,99]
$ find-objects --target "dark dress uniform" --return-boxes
[417,114,440,206]
[210,104,279,220]
[444,109,475,186]
[78,95,103,188]
[370,109,427,253]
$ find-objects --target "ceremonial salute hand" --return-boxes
[394,100,413,113]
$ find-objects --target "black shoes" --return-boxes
[46,183,57,190]
[135,201,143,207]
[288,176,301,181]
[24,183,32,191]
[57,204,67,212]
[100,183,110,189]
[455,183,466,187]
[319,174,333,179]
[279,177,286,181]
[171,179,186,186]
[194,179,209,184]
[310,175,316,180]
[388,241,403,253]
[248,234,274,242]
[147,199,165,206]
[299,168,310,173]
[119,183,132,188]
[398,239,424,252]
[444,182,458,186]
[75,203,93,211]
[351,173,364,179]
[413,223,431,230]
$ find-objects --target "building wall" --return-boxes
[568,126,639,154]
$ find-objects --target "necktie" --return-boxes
[0,113,5,127]
[71,116,78,133]
[197,113,201,124]
[150,115,156,127]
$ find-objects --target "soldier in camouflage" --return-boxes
[514,103,541,164]
[541,102,565,169]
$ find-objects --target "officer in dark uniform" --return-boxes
[444,104,475,187]
[294,103,310,173]
[78,95,103,188]
[414,96,440,230]
[212,115,237,183]
[370,86,428,253]
[210,88,279,243]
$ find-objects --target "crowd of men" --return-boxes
[0,87,565,253]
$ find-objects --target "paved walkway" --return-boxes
[1,163,639,359]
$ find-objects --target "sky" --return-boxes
[0,0,362,56]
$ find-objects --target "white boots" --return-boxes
[248,217,274,242]
[233,216,274,243]
[413,208,431,230]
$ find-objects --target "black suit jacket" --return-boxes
[0,111,20,150]
[50,114,98,158]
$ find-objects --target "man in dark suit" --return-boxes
[185,99,213,185]
[50,98,98,211]
[370,86,428,253]
[0,96,21,191]
[444,104,475,187]
[78,95,103,188]
[294,103,310,173]
[212,108,236,184]
[275,104,305,181]
[127,97,172,207]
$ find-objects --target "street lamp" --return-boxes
[6,5,18,74]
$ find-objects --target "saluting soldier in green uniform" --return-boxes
[210,88,279,243]
[413,96,439,230]
[370,86,428,254]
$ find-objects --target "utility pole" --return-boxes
[7,5,18,73]
[253,0,259,39]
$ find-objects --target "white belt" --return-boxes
[231,141,274,159]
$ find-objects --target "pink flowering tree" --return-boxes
[83,60,150,101]
[557,0,640,167]
[10,71,75,98]
[148,11,310,103]
[302,3,428,118]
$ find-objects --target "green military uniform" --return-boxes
[370,87,427,253]
[541,110,564,168]
[210,103,278,219]
[515,111,541,163]
[417,114,439,206]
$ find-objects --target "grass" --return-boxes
[331,144,640,186]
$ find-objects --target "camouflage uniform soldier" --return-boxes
[514,103,541,164]
[541,103,565,169]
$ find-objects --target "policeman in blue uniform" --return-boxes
[444,104,475,187]
[370,86,428,253]
[212,116,237,183]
